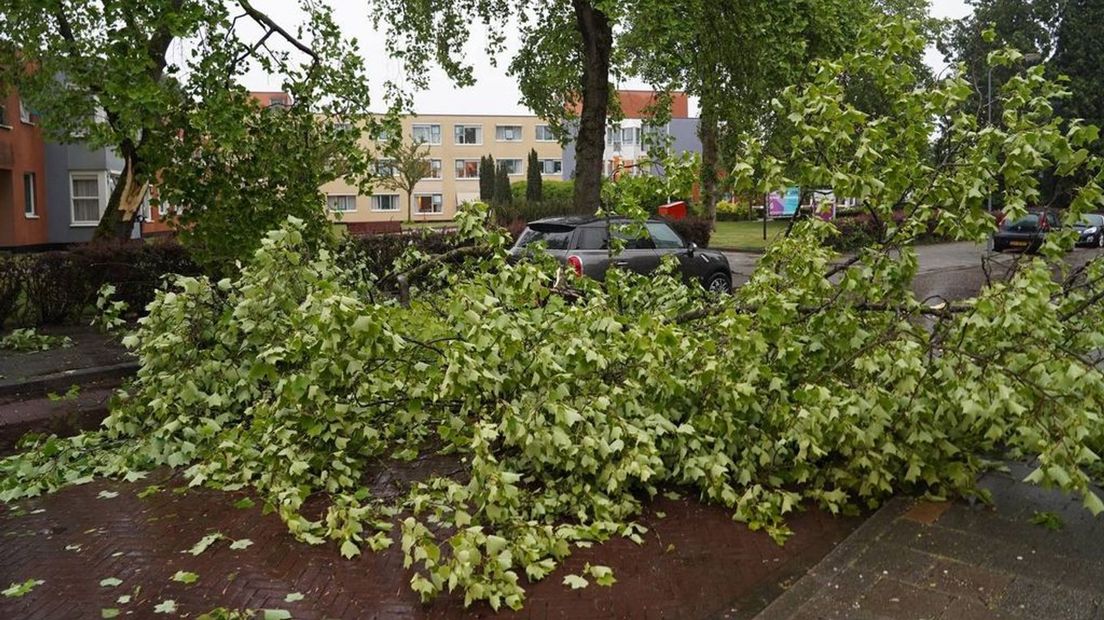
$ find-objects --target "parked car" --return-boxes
[992,210,1060,253]
[510,217,733,293]
[1073,213,1104,248]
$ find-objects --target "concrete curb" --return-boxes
[0,361,138,400]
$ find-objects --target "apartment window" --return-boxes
[428,159,442,179]
[455,159,480,179]
[23,173,36,217]
[375,159,396,176]
[412,124,441,145]
[334,121,354,133]
[606,126,620,145]
[371,194,400,212]
[495,125,523,142]
[454,124,482,145]
[535,125,555,141]
[499,158,523,175]
[415,194,444,214]
[327,195,357,212]
[71,174,103,225]
[622,127,641,145]
[539,159,563,175]
[267,95,289,108]
[19,99,32,124]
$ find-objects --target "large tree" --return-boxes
[0,0,384,262]
[623,0,875,223]
[370,0,621,213]
[380,139,433,223]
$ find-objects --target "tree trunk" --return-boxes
[407,189,414,224]
[93,151,146,242]
[571,0,613,214]
[699,105,720,228]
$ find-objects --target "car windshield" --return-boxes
[1001,214,1040,232]
[513,224,573,250]
[1076,214,1104,228]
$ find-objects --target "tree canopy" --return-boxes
[0,0,388,267]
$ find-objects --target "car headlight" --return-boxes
[1085,227,1098,235]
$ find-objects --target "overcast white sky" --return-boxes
[243,0,973,116]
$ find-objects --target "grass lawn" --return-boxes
[710,220,790,252]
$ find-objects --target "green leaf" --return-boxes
[284,592,305,603]
[186,533,223,556]
[232,497,255,510]
[153,599,177,614]
[1084,491,1104,516]
[171,571,199,585]
[340,539,360,559]
[229,539,253,550]
[562,574,588,589]
[101,609,120,618]
[263,611,292,620]
[2,579,43,598]
[99,578,123,588]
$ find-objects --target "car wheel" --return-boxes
[705,272,731,294]
[1097,233,1103,248]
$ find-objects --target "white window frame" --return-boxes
[539,159,563,176]
[414,193,444,215]
[455,159,480,179]
[23,172,37,218]
[375,158,397,177]
[499,158,523,176]
[327,194,357,213]
[19,99,32,124]
[70,171,110,227]
[371,194,400,212]
[427,159,442,179]
[535,125,555,142]
[412,123,442,145]
[453,124,482,146]
[495,125,523,142]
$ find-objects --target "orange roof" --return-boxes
[567,90,690,119]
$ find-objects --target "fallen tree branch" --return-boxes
[673,300,972,324]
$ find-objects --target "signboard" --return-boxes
[768,187,801,217]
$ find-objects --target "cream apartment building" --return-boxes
[321,115,565,223]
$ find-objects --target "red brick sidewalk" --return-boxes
[0,474,858,619]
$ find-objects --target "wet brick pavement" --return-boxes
[757,463,1104,619]
[0,474,859,619]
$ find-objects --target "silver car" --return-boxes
[510,217,733,293]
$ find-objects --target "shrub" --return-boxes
[511,179,574,204]
[22,252,96,325]
[716,200,752,221]
[15,240,201,326]
[0,328,73,352]
[667,216,712,247]
[0,255,24,328]
[338,229,462,291]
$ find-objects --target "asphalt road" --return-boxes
[725,242,1104,300]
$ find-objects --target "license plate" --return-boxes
[1010,241,1028,247]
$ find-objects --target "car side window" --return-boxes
[574,226,655,250]
[575,227,608,250]
[645,222,685,249]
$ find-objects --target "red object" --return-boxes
[657,201,688,220]
[567,255,584,277]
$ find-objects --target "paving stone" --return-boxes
[919,558,1012,606]
[0,476,860,619]
[902,500,952,525]
[995,576,1100,620]
[857,577,953,619]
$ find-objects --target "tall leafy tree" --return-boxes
[479,155,496,201]
[623,0,870,223]
[370,0,621,213]
[939,0,1060,124]
[380,139,433,223]
[493,162,513,206]
[526,149,543,202]
[1050,0,1104,151]
[0,0,384,260]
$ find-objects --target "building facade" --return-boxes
[562,91,701,181]
[321,114,565,223]
[0,91,49,248]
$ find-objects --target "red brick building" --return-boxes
[0,90,49,249]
